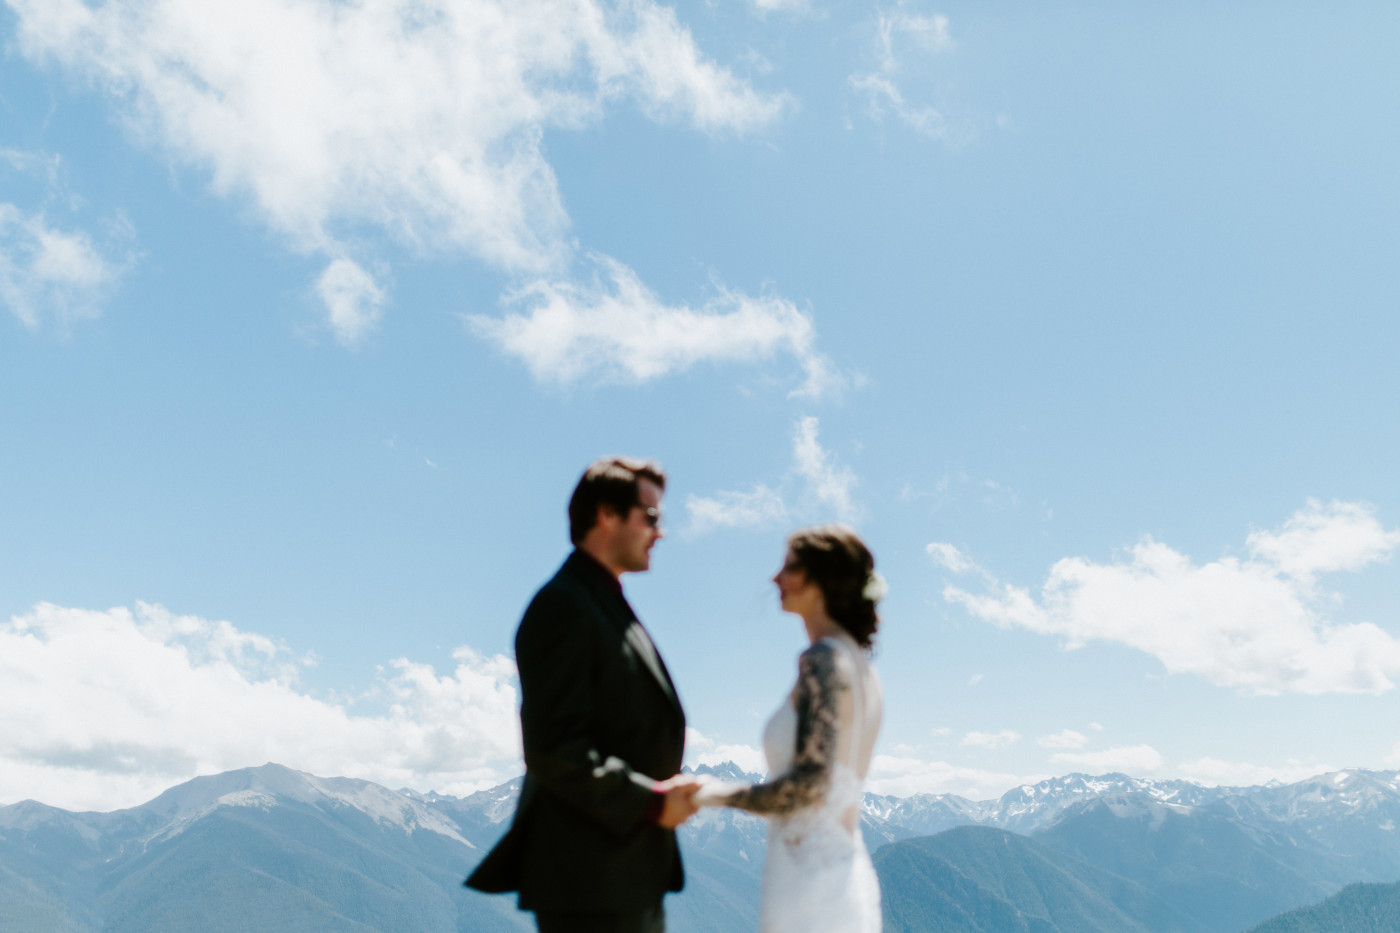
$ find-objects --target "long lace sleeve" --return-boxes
[714,641,852,816]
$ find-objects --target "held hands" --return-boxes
[690,774,744,808]
[654,774,702,829]
[655,773,745,826]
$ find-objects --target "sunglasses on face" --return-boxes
[637,506,662,528]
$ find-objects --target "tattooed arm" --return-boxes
[713,640,852,816]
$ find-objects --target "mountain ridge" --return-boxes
[3,763,1399,932]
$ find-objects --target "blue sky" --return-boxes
[2,0,1399,811]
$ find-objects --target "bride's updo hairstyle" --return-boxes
[788,524,881,650]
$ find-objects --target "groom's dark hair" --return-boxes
[569,456,667,545]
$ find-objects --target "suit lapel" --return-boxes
[565,551,681,712]
[622,620,679,709]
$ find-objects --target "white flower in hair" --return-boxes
[862,571,887,603]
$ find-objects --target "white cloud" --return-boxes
[0,149,131,329]
[849,5,955,142]
[0,204,121,328]
[849,74,949,140]
[685,485,789,536]
[0,602,521,811]
[879,9,954,63]
[1247,499,1400,585]
[750,0,810,14]
[933,500,1400,695]
[9,0,801,355]
[0,147,63,187]
[316,257,385,345]
[470,255,839,394]
[867,753,1036,799]
[1050,744,1164,775]
[1037,729,1089,750]
[792,415,858,521]
[684,727,766,776]
[927,542,988,578]
[10,0,784,266]
[962,730,1020,750]
[684,415,860,534]
[1177,757,1335,788]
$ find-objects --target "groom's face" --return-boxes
[612,478,664,574]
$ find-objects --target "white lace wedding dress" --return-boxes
[698,634,883,933]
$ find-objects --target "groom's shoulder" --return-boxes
[535,552,591,599]
[519,554,593,622]
[514,559,606,658]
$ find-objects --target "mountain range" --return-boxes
[2,763,1398,932]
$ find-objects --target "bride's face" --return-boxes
[773,547,822,617]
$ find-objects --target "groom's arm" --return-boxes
[516,585,681,837]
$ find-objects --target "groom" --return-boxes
[466,456,699,932]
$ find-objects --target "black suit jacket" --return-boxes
[466,550,687,911]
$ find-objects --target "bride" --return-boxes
[696,524,885,933]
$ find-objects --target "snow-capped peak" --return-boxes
[136,763,470,847]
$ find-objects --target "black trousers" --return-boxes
[534,904,664,933]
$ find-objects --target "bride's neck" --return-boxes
[802,612,848,646]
